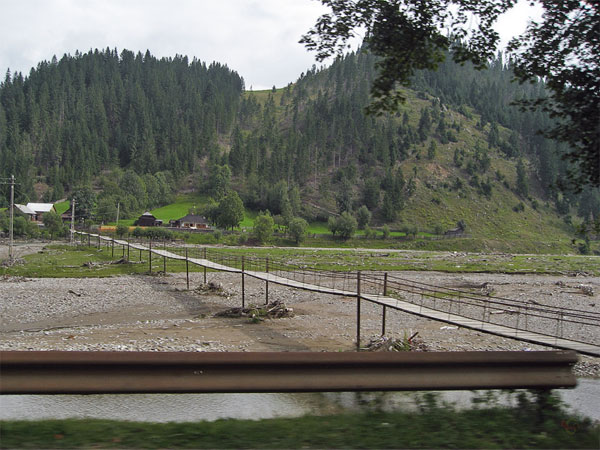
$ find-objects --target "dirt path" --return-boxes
[0,241,47,262]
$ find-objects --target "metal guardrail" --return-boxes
[0,350,578,394]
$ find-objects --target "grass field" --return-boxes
[2,243,599,277]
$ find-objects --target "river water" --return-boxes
[1,379,598,423]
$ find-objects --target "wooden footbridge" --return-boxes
[75,232,600,357]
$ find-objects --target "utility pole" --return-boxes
[9,175,14,261]
[70,199,76,245]
[116,202,120,225]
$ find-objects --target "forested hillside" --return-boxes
[1,47,598,247]
[0,49,243,205]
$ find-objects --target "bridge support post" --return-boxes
[382,272,388,336]
[242,256,245,308]
[126,242,129,261]
[203,248,207,285]
[265,258,269,305]
[111,239,114,258]
[185,247,190,290]
[356,271,361,351]
[149,240,152,274]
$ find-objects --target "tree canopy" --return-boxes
[302,0,599,188]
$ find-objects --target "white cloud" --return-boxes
[0,0,327,88]
[0,0,543,86]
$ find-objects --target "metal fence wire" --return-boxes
[74,232,600,355]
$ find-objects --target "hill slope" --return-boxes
[1,48,598,251]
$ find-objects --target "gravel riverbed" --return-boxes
[1,267,599,377]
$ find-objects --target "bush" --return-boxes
[12,216,40,238]
[364,225,377,239]
[116,224,129,238]
[288,217,308,244]
[578,238,591,255]
[238,233,249,245]
[382,224,390,239]
[336,212,357,240]
[356,205,372,230]
[253,211,274,244]
[513,202,525,213]
[42,211,67,239]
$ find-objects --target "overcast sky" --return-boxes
[0,0,542,90]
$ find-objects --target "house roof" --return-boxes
[15,204,36,215]
[177,214,208,224]
[26,203,55,213]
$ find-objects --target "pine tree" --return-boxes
[516,158,529,197]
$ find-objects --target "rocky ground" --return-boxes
[1,262,599,377]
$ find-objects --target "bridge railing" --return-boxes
[72,232,600,353]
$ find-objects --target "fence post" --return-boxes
[126,242,129,261]
[265,257,269,305]
[88,234,90,247]
[382,272,388,336]
[185,247,190,290]
[97,235,100,249]
[356,271,361,351]
[111,239,114,258]
[203,248,207,285]
[242,256,245,309]
[149,240,152,273]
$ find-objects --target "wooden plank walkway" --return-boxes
[359,294,600,357]
[75,233,600,356]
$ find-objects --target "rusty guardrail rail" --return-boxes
[0,350,577,394]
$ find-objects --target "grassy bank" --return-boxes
[2,243,599,278]
[1,399,597,449]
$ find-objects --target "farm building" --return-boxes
[173,214,210,229]
[14,204,36,221]
[25,203,56,221]
[136,212,160,227]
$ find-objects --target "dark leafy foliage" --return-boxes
[508,0,599,188]
[303,0,599,189]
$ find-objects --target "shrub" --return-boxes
[253,211,274,244]
[364,225,377,239]
[327,213,357,240]
[382,224,390,239]
[116,224,129,238]
[356,205,371,230]
[288,217,308,244]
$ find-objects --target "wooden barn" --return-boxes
[136,212,160,227]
